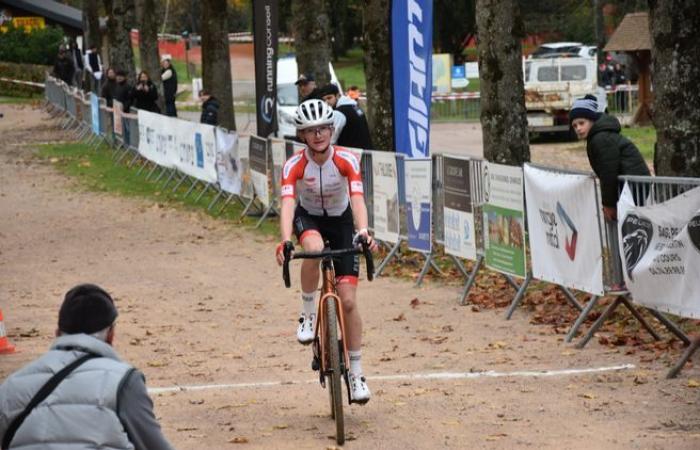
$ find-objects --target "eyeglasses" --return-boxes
[303,125,332,136]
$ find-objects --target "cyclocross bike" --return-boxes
[282,237,374,445]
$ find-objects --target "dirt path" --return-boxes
[1,104,698,449]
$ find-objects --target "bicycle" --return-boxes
[282,237,374,445]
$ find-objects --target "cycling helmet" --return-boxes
[294,99,334,130]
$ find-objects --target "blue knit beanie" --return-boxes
[569,95,601,124]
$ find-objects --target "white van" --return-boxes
[276,56,341,139]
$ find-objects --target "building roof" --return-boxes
[604,12,651,52]
[1,0,82,30]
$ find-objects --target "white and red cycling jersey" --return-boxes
[281,145,364,216]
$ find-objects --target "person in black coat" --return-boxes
[113,70,132,112]
[318,83,373,149]
[100,68,118,107]
[199,91,219,126]
[130,71,160,113]
[160,58,178,117]
[53,48,75,86]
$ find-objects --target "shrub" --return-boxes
[0,24,65,66]
[0,62,49,97]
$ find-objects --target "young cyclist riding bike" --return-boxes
[275,99,378,403]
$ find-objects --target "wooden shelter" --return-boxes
[604,12,652,125]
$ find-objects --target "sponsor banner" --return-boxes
[172,120,218,183]
[371,150,400,244]
[253,0,279,137]
[91,94,100,134]
[137,110,176,168]
[482,162,526,278]
[270,138,286,199]
[238,136,254,199]
[432,53,452,94]
[405,158,432,252]
[249,135,270,207]
[113,100,124,136]
[443,156,476,260]
[391,0,433,158]
[524,165,604,295]
[618,184,700,318]
[215,128,241,195]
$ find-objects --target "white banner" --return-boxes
[215,128,241,195]
[137,110,176,168]
[238,136,254,200]
[249,135,270,208]
[442,155,476,260]
[270,138,286,199]
[524,164,604,295]
[405,158,432,253]
[618,184,700,318]
[371,150,400,244]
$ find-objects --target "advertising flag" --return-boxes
[253,0,279,138]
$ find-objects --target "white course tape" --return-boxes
[148,363,635,394]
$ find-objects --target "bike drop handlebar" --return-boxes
[282,237,375,288]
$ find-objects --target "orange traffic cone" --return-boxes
[0,308,16,354]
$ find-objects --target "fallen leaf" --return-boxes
[228,437,249,444]
[580,393,596,399]
[273,424,288,430]
[688,379,700,388]
[393,313,406,322]
[410,298,421,308]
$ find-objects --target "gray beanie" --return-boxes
[569,95,601,124]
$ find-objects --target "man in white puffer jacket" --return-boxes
[0,284,175,450]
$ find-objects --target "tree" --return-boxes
[291,0,332,86]
[82,0,101,50]
[648,0,700,176]
[475,0,530,165]
[201,0,236,130]
[361,0,393,151]
[104,0,136,81]
[135,0,162,108]
[433,0,476,63]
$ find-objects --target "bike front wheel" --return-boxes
[325,298,345,445]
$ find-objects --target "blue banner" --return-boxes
[91,94,100,134]
[404,158,432,252]
[391,0,433,158]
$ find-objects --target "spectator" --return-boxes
[52,47,75,86]
[295,73,316,101]
[84,45,103,93]
[569,95,650,290]
[613,63,628,112]
[160,57,178,117]
[199,90,219,125]
[100,68,118,107]
[114,70,132,112]
[69,40,84,89]
[346,85,361,101]
[318,83,373,149]
[0,284,175,450]
[130,71,160,113]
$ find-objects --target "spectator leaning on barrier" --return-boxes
[199,90,219,126]
[0,284,175,450]
[84,45,103,93]
[52,47,75,86]
[100,68,118,107]
[318,83,373,149]
[114,70,132,112]
[160,57,178,117]
[69,40,84,89]
[130,71,160,114]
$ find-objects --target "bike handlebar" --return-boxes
[283,237,374,288]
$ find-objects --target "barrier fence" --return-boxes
[42,76,700,378]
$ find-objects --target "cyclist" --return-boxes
[275,99,377,403]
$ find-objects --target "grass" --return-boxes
[36,142,279,238]
[334,47,366,91]
[0,95,41,104]
[621,126,656,161]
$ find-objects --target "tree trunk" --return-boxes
[105,0,137,82]
[292,0,332,86]
[593,0,605,65]
[330,0,347,61]
[362,0,393,151]
[135,0,163,109]
[82,0,101,50]
[475,0,530,165]
[201,0,236,130]
[648,0,700,177]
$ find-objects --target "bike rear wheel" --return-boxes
[325,298,345,445]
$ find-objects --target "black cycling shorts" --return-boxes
[293,205,359,279]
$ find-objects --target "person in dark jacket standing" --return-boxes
[570,95,650,290]
[318,83,373,149]
[160,57,178,117]
[52,48,75,86]
[199,90,219,125]
[113,70,132,111]
[0,284,175,450]
[100,68,118,107]
[130,71,160,113]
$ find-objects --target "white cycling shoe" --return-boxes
[349,373,371,404]
[296,313,315,345]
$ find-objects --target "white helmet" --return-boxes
[294,99,334,130]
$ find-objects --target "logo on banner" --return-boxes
[556,202,578,261]
[195,133,204,168]
[260,95,274,124]
[621,213,653,280]
[688,214,700,253]
[539,208,559,249]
